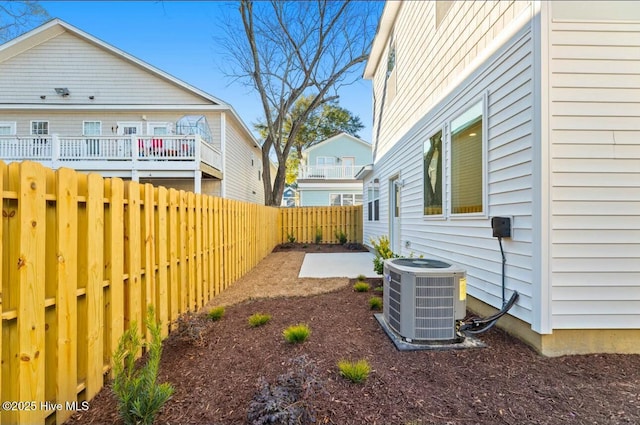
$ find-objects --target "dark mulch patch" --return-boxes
[65,251,640,425]
[272,242,368,253]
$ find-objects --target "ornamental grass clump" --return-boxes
[112,305,174,425]
[369,297,383,310]
[283,323,311,344]
[207,306,225,321]
[248,313,272,328]
[353,281,371,292]
[337,359,371,383]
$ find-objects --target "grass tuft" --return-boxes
[283,324,311,344]
[353,281,370,292]
[337,359,371,383]
[207,306,225,321]
[248,313,272,327]
[369,297,382,310]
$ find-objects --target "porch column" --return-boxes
[194,170,202,194]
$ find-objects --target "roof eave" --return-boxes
[363,1,402,79]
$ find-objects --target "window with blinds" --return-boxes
[450,101,483,214]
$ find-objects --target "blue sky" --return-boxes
[41,1,378,142]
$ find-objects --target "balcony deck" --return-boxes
[0,134,222,177]
[297,164,364,180]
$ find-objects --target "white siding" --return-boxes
[0,31,210,105]
[370,1,532,162]
[367,8,536,325]
[223,115,264,204]
[547,14,640,329]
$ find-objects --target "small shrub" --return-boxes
[287,233,296,243]
[369,297,383,310]
[113,305,174,425]
[283,323,311,344]
[248,313,272,327]
[337,359,371,383]
[207,306,225,321]
[371,235,399,275]
[334,229,348,244]
[356,274,367,281]
[373,286,384,294]
[353,282,370,292]
[247,355,324,425]
[174,311,204,346]
[315,227,322,244]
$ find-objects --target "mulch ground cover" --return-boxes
[65,244,640,425]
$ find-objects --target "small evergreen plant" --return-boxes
[337,359,371,383]
[315,227,323,244]
[369,297,383,310]
[112,305,174,425]
[207,306,225,321]
[283,324,311,343]
[248,313,272,327]
[353,282,371,292]
[335,229,348,244]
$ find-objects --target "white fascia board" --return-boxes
[0,104,229,111]
[363,1,402,79]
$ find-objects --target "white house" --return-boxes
[362,1,640,356]
[0,19,267,204]
[297,132,372,206]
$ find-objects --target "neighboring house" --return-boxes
[297,132,372,206]
[0,19,266,204]
[281,185,298,207]
[361,1,640,356]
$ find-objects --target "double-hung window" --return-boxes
[450,101,484,214]
[367,180,380,221]
[423,99,485,217]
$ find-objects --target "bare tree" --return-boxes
[221,1,380,206]
[0,1,48,42]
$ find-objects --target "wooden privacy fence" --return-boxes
[279,206,363,244]
[0,161,363,425]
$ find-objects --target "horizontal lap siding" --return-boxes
[223,116,264,204]
[548,19,640,328]
[368,16,536,325]
[0,31,209,104]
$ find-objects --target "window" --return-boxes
[316,156,336,167]
[31,121,49,135]
[331,193,363,206]
[367,180,380,221]
[385,31,397,102]
[117,122,142,135]
[423,130,443,215]
[148,122,171,136]
[83,121,102,156]
[0,121,16,135]
[451,101,483,214]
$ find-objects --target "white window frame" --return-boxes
[330,193,362,206]
[316,156,336,166]
[147,122,172,136]
[83,121,102,136]
[367,179,380,221]
[447,95,487,218]
[422,126,445,219]
[117,122,142,136]
[30,120,49,135]
[0,121,16,135]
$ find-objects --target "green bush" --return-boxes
[337,359,371,383]
[112,305,174,425]
[283,324,311,344]
[334,229,348,244]
[356,274,367,281]
[207,306,225,321]
[353,281,370,292]
[371,235,399,275]
[315,227,323,244]
[287,233,296,243]
[248,313,272,327]
[369,297,383,310]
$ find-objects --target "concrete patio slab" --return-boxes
[298,252,378,278]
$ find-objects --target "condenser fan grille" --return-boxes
[391,258,452,268]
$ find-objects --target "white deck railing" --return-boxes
[298,164,363,180]
[0,135,222,171]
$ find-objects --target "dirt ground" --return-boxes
[65,244,640,425]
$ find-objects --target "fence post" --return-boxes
[15,162,46,425]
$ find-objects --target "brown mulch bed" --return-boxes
[65,244,640,425]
